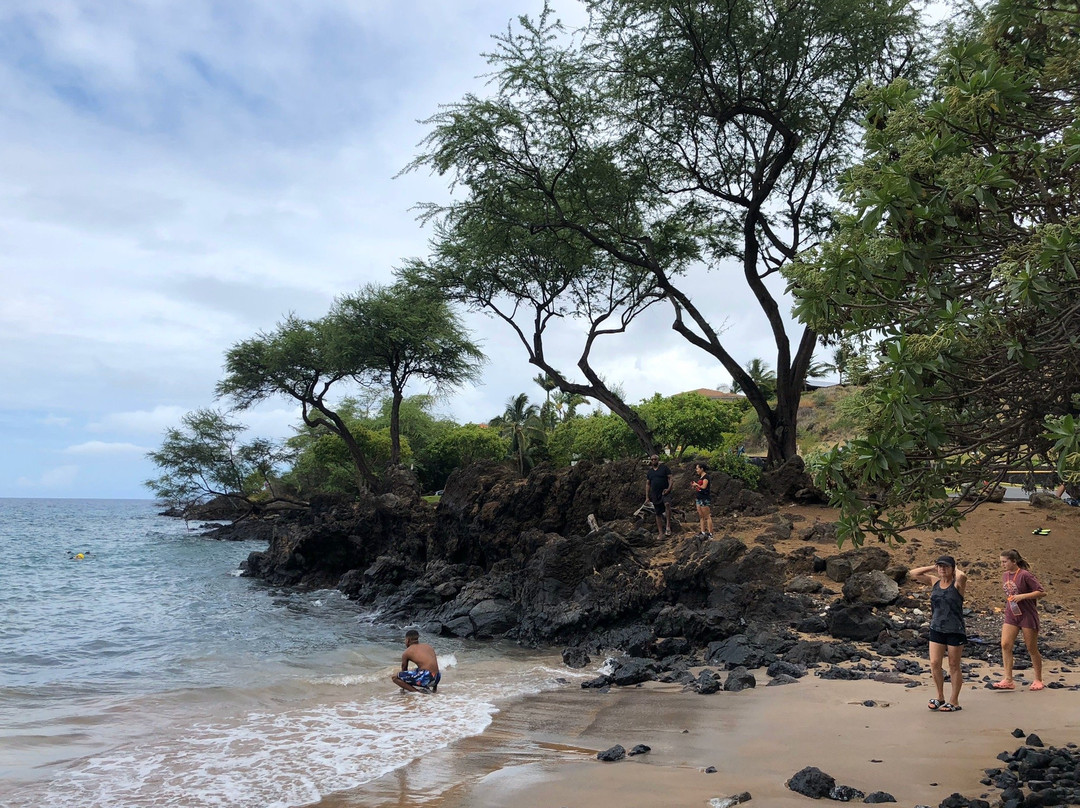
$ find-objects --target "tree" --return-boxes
[402,206,667,454]
[424,424,511,489]
[549,410,641,465]
[145,409,297,515]
[217,315,381,492]
[533,373,558,430]
[489,393,549,474]
[284,398,402,496]
[729,358,778,400]
[329,282,485,466]
[788,0,1080,545]
[411,0,923,467]
[638,392,743,456]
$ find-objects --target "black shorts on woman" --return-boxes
[928,629,966,646]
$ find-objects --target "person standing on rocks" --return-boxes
[691,462,713,538]
[391,629,441,693]
[644,454,673,539]
[995,549,1046,691]
[909,555,968,712]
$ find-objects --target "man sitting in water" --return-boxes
[391,630,441,693]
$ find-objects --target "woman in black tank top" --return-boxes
[909,555,968,712]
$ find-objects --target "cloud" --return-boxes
[88,405,190,435]
[0,0,817,499]
[17,464,79,489]
[39,414,72,427]
[62,440,149,455]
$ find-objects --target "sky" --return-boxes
[0,0,820,499]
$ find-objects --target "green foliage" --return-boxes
[423,424,511,490]
[694,449,762,491]
[285,406,405,497]
[638,392,743,456]
[217,315,381,491]
[217,282,483,490]
[145,409,295,512]
[729,359,777,400]
[548,411,641,465]
[367,394,456,457]
[787,0,1080,544]
[329,282,485,464]
[488,393,549,475]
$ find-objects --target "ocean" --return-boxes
[0,498,575,808]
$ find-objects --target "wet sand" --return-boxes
[315,659,1080,808]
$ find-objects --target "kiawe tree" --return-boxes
[217,282,484,492]
[217,314,382,492]
[328,282,484,466]
[145,408,297,515]
[788,0,1080,545]
[410,0,923,466]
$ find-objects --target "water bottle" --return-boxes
[1009,598,1022,616]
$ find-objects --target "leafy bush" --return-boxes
[694,449,762,490]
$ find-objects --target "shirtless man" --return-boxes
[391,630,441,693]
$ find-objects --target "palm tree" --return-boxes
[553,389,588,420]
[533,373,558,431]
[489,393,547,474]
[730,358,777,400]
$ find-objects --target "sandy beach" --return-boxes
[306,499,1080,808]
[315,657,1079,808]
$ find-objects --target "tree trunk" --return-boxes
[389,389,404,465]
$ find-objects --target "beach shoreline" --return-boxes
[314,655,1080,808]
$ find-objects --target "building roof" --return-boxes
[683,388,745,401]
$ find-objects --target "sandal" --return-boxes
[1029,681,1045,691]
[938,703,962,712]
[992,680,1015,690]
[928,698,944,710]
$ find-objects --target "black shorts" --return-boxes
[695,497,710,508]
[649,498,667,513]
[929,629,967,647]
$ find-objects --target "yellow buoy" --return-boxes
[75,553,84,559]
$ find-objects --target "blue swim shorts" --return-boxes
[398,669,436,688]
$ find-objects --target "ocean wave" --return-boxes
[2,660,583,808]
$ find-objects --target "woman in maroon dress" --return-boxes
[994,548,1047,691]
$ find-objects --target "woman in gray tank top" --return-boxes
[909,555,968,712]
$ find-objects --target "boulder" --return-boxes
[767,660,807,679]
[562,646,592,669]
[597,744,626,762]
[609,656,660,687]
[824,546,891,583]
[707,635,762,669]
[828,604,888,641]
[695,669,722,695]
[787,766,836,799]
[724,666,757,692]
[842,571,900,606]
[863,792,897,803]
[786,575,823,594]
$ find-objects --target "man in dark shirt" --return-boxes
[644,454,673,539]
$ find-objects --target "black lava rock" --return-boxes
[724,666,757,692]
[829,784,866,801]
[863,791,897,803]
[562,645,591,668]
[597,744,625,762]
[787,766,836,799]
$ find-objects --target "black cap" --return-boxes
[935,555,956,568]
